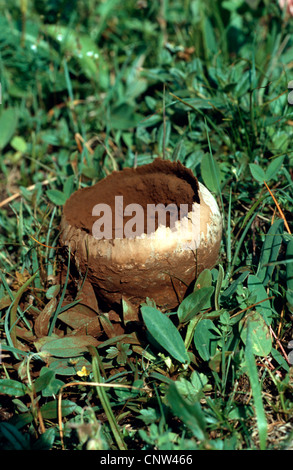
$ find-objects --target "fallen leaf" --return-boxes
[35,297,58,338]
[11,269,31,290]
[122,297,140,324]
[40,335,99,357]
[58,307,102,337]
[0,294,14,310]
[76,279,99,312]
[15,326,36,342]
[100,313,124,338]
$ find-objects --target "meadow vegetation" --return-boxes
[0,0,293,450]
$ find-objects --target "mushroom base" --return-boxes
[60,220,221,310]
[60,159,222,311]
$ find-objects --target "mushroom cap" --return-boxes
[60,159,222,310]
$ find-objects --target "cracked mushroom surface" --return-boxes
[60,158,222,310]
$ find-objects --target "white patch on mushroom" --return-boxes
[198,182,221,216]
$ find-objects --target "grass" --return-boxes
[0,0,293,451]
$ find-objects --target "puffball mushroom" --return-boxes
[60,158,222,310]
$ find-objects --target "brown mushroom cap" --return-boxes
[60,158,222,310]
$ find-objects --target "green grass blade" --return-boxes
[224,187,232,283]
[48,249,71,336]
[88,346,127,451]
[166,382,207,442]
[257,219,284,286]
[231,212,258,271]
[4,272,38,358]
[0,422,30,450]
[214,264,224,310]
[245,321,267,450]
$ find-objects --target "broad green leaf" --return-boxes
[166,382,206,441]
[109,103,142,130]
[48,357,92,376]
[193,269,213,290]
[175,370,210,402]
[184,308,223,350]
[0,379,27,396]
[42,377,64,397]
[249,163,266,183]
[247,275,273,324]
[95,0,121,41]
[31,428,55,450]
[193,319,219,361]
[40,399,77,419]
[45,25,101,82]
[40,335,99,357]
[200,152,221,194]
[138,408,160,425]
[221,271,250,300]
[266,156,284,181]
[178,287,214,324]
[11,135,27,153]
[63,174,75,199]
[0,108,18,150]
[114,379,143,401]
[177,96,225,110]
[239,311,272,357]
[270,347,290,372]
[141,306,188,364]
[245,321,268,450]
[46,189,67,206]
[34,367,64,397]
[228,405,254,421]
[0,422,30,450]
[202,16,218,58]
[257,219,284,285]
[34,369,55,393]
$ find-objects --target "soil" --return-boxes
[63,158,200,239]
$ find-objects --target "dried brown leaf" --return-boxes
[35,297,57,338]
[58,306,102,337]
[122,297,140,324]
[76,279,99,313]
